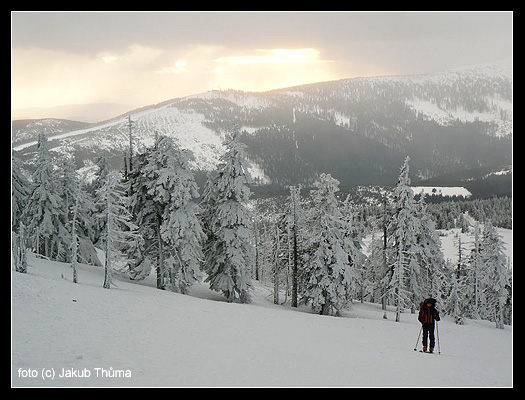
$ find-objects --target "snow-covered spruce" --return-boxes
[127,135,204,293]
[201,125,253,303]
[96,172,140,289]
[301,173,354,316]
[22,132,67,261]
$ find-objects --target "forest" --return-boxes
[12,125,511,328]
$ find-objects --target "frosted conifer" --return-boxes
[480,220,509,329]
[97,172,139,289]
[158,138,204,293]
[12,155,30,233]
[415,195,446,301]
[23,132,66,260]
[202,125,253,303]
[302,173,351,316]
[128,135,203,291]
[387,157,421,321]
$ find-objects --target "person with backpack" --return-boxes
[418,298,440,353]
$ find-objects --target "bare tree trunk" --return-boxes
[273,224,280,305]
[156,214,165,290]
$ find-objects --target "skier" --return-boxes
[418,298,440,353]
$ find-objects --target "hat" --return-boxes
[424,298,436,306]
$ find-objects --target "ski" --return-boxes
[419,350,438,354]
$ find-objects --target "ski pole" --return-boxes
[436,320,441,354]
[414,324,423,351]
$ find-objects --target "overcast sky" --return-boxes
[12,11,512,114]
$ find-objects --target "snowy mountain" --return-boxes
[12,249,512,387]
[12,61,512,195]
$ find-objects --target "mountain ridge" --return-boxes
[12,61,512,197]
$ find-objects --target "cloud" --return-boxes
[12,12,511,111]
[102,55,118,64]
[12,45,167,109]
[215,48,329,65]
[12,43,343,111]
[208,48,338,93]
[12,10,511,114]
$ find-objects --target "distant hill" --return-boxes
[12,103,132,123]
[12,61,512,198]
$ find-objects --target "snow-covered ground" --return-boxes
[12,249,512,387]
[411,186,472,198]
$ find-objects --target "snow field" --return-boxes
[411,186,472,198]
[12,253,512,387]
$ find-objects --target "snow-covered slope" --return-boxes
[13,104,225,171]
[395,61,512,138]
[12,252,512,387]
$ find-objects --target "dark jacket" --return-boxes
[418,298,440,324]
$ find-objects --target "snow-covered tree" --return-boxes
[12,156,30,270]
[23,132,67,260]
[202,125,253,303]
[251,222,270,285]
[67,175,100,280]
[200,170,219,266]
[56,148,79,223]
[158,138,204,294]
[253,215,262,282]
[378,197,391,313]
[70,181,81,283]
[364,232,388,305]
[97,172,139,289]
[286,185,304,308]
[445,250,469,325]
[387,157,422,321]
[302,173,352,316]
[341,196,366,302]
[128,138,170,288]
[479,220,509,329]
[90,155,110,248]
[12,154,30,233]
[55,151,99,266]
[388,238,412,322]
[126,151,155,282]
[270,216,287,305]
[415,195,446,301]
[128,135,203,291]
[466,223,483,318]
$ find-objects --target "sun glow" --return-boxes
[216,48,326,66]
[210,48,337,93]
[12,45,340,112]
